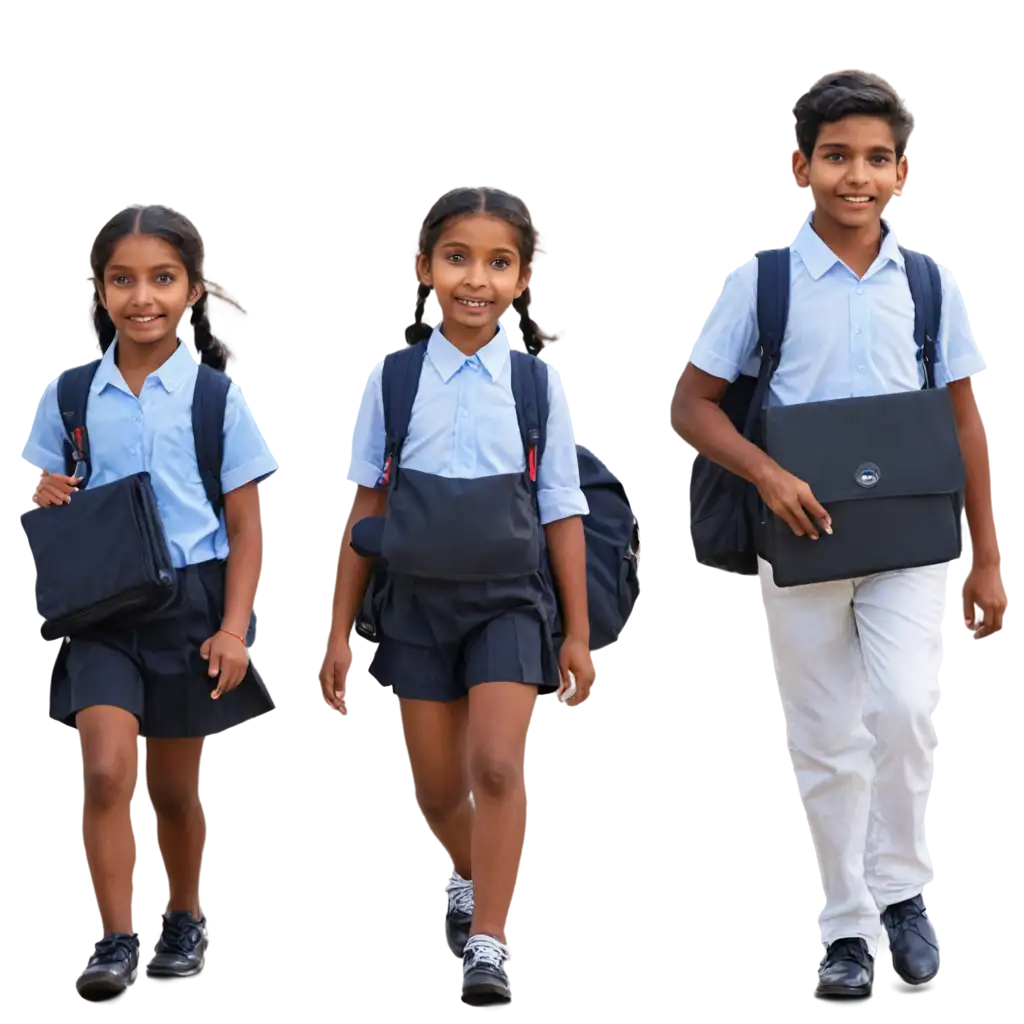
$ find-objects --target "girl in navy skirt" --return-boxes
[23,206,277,1001]
[319,188,595,1006]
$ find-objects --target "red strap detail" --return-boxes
[528,446,537,483]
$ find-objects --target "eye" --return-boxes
[491,259,511,270]
[446,253,466,264]
[156,273,174,284]
[112,275,131,286]
[871,155,891,165]
[824,153,844,162]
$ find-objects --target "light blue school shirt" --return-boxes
[348,324,589,525]
[23,339,278,568]
[689,215,986,405]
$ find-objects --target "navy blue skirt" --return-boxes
[50,560,273,738]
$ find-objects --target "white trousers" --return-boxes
[758,558,947,954]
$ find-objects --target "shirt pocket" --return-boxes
[149,417,204,489]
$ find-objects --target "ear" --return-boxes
[187,281,205,308]
[792,149,811,189]
[894,154,909,197]
[416,253,432,287]
[514,264,532,300]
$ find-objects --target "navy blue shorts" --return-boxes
[50,561,274,738]
[369,609,560,703]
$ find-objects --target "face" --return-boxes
[793,115,908,229]
[417,214,530,339]
[97,234,202,349]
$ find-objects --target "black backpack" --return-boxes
[689,246,943,576]
[58,360,231,514]
[356,342,640,651]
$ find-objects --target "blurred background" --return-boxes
[2,0,1024,1007]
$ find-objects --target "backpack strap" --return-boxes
[743,248,791,438]
[191,363,231,517]
[509,350,549,487]
[900,248,942,389]
[379,341,428,488]
[56,360,102,486]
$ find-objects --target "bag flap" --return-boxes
[763,388,965,504]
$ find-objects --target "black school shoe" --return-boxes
[815,937,874,999]
[462,935,512,1006]
[445,871,474,958]
[76,932,140,1001]
[146,910,209,977]
[882,894,940,985]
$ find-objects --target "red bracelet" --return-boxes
[218,629,246,644]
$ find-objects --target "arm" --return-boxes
[221,482,262,638]
[942,376,999,569]
[545,515,589,643]
[328,485,388,641]
[535,367,595,705]
[670,363,775,484]
[204,383,278,695]
[23,380,81,506]
[937,264,1007,630]
[671,261,829,539]
[320,361,389,714]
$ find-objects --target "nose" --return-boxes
[845,156,870,186]
[463,258,488,290]
[130,279,154,308]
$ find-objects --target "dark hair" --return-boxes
[405,187,554,356]
[89,205,243,371]
[793,71,914,160]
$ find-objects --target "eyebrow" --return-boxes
[438,241,517,257]
[818,142,896,155]
[106,263,182,273]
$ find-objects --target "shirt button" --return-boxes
[855,327,863,335]
[858,365,866,373]
[856,287,864,295]
[129,446,138,455]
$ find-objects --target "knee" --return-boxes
[148,782,201,822]
[415,784,468,824]
[871,685,938,748]
[83,755,134,811]
[469,751,523,801]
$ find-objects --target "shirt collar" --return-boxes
[426,323,511,383]
[792,213,905,280]
[92,337,197,395]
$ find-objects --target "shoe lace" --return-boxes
[90,934,137,966]
[883,897,928,937]
[825,938,870,969]
[445,873,475,916]
[159,912,203,956]
[465,935,510,969]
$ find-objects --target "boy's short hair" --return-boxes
[794,71,915,159]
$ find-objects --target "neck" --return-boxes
[810,208,883,278]
[440,321,499,357]
[115,333,180,377]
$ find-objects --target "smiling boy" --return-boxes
[671,71,1007,998]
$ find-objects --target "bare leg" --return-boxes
[146,737,206,918]
[78,706,140,935]
[399,697,474,878]
[466,682,537,943]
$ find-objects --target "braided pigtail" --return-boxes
[512,289,556,356]
[92,288,117,352]
[190,291,232,371]
[405,283,433,345]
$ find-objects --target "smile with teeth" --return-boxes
[841,196,874,203]
[128,315,163,322]
[457,298,491,308]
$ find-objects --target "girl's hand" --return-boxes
[558,636,595,707]
[755,462,831,540]
[201,631,250,698]
[321,630,358,712]
[33,469,80,508]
